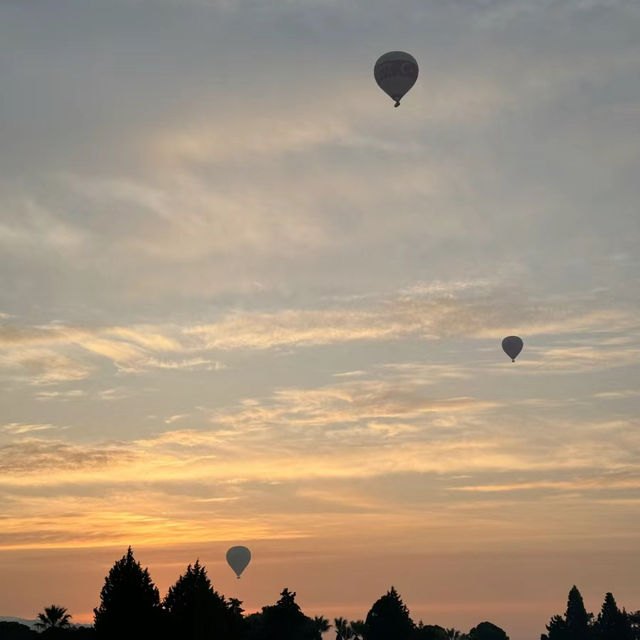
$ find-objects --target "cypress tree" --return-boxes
[544,614,568,640]
[565,586,591,640]
[594,593,633,640]
[93,547,163,639]
[163,560,232,639]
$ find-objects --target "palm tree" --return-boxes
[350,619,367,639]
[334,616,353,640]
[35,605,72,630]
[314,615,331,634]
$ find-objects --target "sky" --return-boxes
[1,0,640,637]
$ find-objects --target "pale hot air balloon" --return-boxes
[502,336,524,362]
[226,546,251,579]
[374,51,419,107]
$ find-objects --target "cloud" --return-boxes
[496,344,640,374]
[149,110,353,166]
[98,387,138,401]
[164,413,191,425]
[0,347,94,385]
[35,390,86,401]
[132,357,226,372]
[1,423,58,435]
[1,280,639,392]
[0,438,137,475]
[103,327,182,351]
[0,489,302,551]
[2,0,638,315]
[0,319,225,383]
[450,475,640,493]
[211,382,500,428]
[593,390,640,399]
[0,363,638,552]
[186,292,639,353]
[0,370,501,486]
[0,200,87,252]
[379,362,473,382]
[2,369,637,490]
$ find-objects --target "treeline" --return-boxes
[1,548,638,640]
[541,585,640,640]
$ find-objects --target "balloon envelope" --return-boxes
[502,336,523,362]
[374,51,419,106]
[226,546,251,578]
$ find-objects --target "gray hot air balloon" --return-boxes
[374,51,419,107]
[226,546,251,579]
[502,336,523,362]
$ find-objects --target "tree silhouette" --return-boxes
[334,617,352,640]
[228,598,245,616]
[35,605,72,630]
[365,586,414,640]
[413,622,449,639]
[0,621,38,639]
[313,616,330,635]
[247,588,320,640]
[593,593,633,640]
[350,620,367,640]
[628,611,640,640]
[93,547,163,639]
[163,559,236,639]
[566,586,592,639]
[542,585,593,640]
[68,628,96,638]
[468,621,509,640]
[542,614,568,640]
[226,597,247,640]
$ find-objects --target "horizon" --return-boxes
[2,547,637,637]
[1,1,640,639]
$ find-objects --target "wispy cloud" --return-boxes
[593,389,640,399]
[2,282,639,392]
[0,347,94,385]
[1,423,59,435]
[132,357,226,372]
[2,369,637,493]
[0,438,136,475]
[450,475,640,493]
[35,389,87,401]
[98,387,138,401]
[164,413,191,425]
[186,293,639,351]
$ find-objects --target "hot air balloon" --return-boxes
[502,336,523,362]
[226,546,251,579]
[374,51,419,107]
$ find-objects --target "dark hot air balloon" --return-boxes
[502,336,523,362]
[374,51,419,107]
[226,546,251,579]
